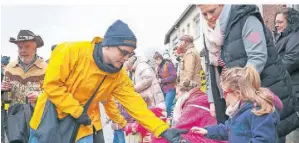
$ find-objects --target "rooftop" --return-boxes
[164,4,196,44]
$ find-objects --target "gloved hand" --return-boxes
[161,128,190,143]
[76,113,91,125]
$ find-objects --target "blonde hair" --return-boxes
[221,66,274,116]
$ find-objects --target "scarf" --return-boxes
[201,5,232,71]
[93,43,122,73]
[225,100,241,118]
[204,21,224,67]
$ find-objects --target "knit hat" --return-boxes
[102,20,137,49]
[180,35,194,43]
[1,56,10,65]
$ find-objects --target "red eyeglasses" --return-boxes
[223,89,234,99]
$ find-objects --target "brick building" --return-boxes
[262,5,287,31]
[261,4,299,31]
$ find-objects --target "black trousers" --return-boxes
[93,128,105,143]
[214,98,228,124]
[1,104,7,143]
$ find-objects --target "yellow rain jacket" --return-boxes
[30,37,169,141]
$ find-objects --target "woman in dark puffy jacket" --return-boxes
[274,7,299,140]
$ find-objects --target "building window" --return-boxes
[193,13,200,38]
[187,24,190,35]
[172,35,178,49]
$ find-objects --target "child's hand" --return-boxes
[191,127,208,135]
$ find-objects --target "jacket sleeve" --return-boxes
[134,67,154,93]
[277,111,299,137]
[103,95,127,128]
[242,16,268,73]
[161,62,177,83]
[113,69,169,137]
[181,52,196,86]
[42,43,83,118]
[281,32,299,74]
[205,120,229,141]
[249,112,278,143]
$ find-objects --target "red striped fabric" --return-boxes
[218,57,227,74]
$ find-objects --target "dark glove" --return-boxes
[161,128,190,143]
[76,113,91,125]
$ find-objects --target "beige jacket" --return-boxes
[3,58,47,105]
[132,57,164,107]
[179,44,202,91]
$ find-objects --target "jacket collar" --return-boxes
[12,56,44,69]
[232,101,253,119]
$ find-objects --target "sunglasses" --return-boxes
[116,46,132,57]
[223,89,234,99]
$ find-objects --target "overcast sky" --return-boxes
[1,4,188,60]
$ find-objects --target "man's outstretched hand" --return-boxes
[161,128,190,143]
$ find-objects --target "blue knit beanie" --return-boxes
[102,20,137,49]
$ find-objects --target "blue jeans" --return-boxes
[29,128,93,143]
[113,129,125,143]
[164,89,176,117]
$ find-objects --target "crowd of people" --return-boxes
[1,4,299,143]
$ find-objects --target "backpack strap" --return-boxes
[83,75,107,113]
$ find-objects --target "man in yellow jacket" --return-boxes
[29,20,189,143]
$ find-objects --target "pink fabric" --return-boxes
[124,107,166,142]
[246,32,261,44]
[137,107,167,139]
[123,122,138,136]
[266,89,283,112]
[151,89,227,143]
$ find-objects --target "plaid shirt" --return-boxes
[158,60,177,93]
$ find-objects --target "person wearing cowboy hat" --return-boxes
[1,29,47,105]
[1,30,47,142]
